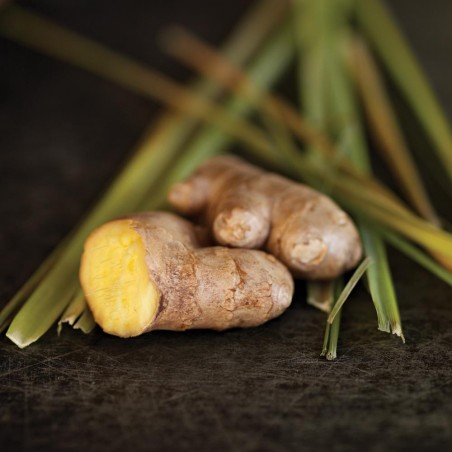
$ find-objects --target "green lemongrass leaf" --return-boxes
[57,291,87,335]
[355,0,452,182]
[326,40,403,340]
[336,192,452,260]
[307,281,334,313]
[0,5,281,166]
[0,239,66,332]
[321,322,332,358]
[380,230,452,286]
[73,308,96,334]
[138,24,296,210]
[325,307,341,360]
[160,25,409,211]
[347,35,440,225]
[293,0,403,340]
[361,226,404,339]
[328,257,372,324]
[2,1,289,346]
[7,271,79,348]
[321,279,344,361]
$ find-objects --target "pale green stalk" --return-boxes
[328,257,372,324]
[321,279,344,361]
[355,0,452,182]
[73,309,96,334]
[293,0,403,340]
[57,292,87,335]
[379,230,452,287]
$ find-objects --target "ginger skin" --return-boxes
[80,212,293,337]
[169,156,362,280]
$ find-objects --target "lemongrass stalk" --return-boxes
[328,257,372,324]
[379,230,452,287]
[321,279,344,361]
[3,0,289,346]
[6,4,447,256]
[138,24,297,209]
[73,309,95,334]
[293,0,403,339]
[307,281,334,313]
[57,291,86,335]
[355,0,452,182]
[330,50,403,339]
[0,238,66,332]
[347,35,440,225]
[160,26,409,209]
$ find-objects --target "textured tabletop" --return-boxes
[1,1,452,451]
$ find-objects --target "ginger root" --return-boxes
[169,156,362,279]
[80,212,293,337]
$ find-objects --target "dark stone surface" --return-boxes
[0,1,451,451]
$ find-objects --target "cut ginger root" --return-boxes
[169,155,362,279]
[80,212,294,337]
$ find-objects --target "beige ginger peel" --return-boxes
[169,155,362,280]
[80,212,293,337]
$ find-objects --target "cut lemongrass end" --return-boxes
[73,308,96,334]
[321,279,344,361]
[57,291,86,335]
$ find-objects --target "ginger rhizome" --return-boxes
[169,156,362,279]
[80,212,294,337]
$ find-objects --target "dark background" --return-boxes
[1,1,452,451]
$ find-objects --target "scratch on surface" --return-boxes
[0,349,81,380]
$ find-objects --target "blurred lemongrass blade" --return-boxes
[73,308,96,334]
[0,238,67,332]
[0,10,282,164]
[355,0,452,182]
[380,230,452,286]
[138,26,297,210]
[161,25,347,175]
[3,1,289,347]
[328,257,372,324]
[293,0,403,340]
[160,25,408,209]
[338,193,452,260]
[361,226,404,339]
[321,279,344,361]
[307,281,334,313]
[0,0,288,217]
[57,291,87,335]
[347,35,440,226]
[0,0,288,98]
